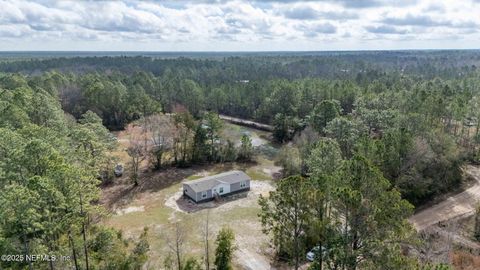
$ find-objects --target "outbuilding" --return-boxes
[183,170,251,203]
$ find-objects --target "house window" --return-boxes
[219,187,224,193]
[240,181,247,188]
[202,191,207,198]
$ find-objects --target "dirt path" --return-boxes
[236,248,271,270]
[409,165,480,231]
[431,225,480,250]
[235,234,271,270]
[219,114,274,132]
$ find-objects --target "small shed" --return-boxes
[183,170,251,203]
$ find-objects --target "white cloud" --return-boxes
[0,0,478,50]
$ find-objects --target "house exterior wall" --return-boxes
[195,189,213,202]
[212,182,231,196]
[230,179,250,192]
[183,183,198,201]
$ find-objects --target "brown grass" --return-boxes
[451,251,480,270]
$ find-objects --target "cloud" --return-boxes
[313,23,337,34]
[423,3,445,12]
[312,23,337,34]
[341,0,418,8]
[281,5,358,20]
[283,5,319,20]
[336,0,383,8]
[0,0,479,50]
[365,25,407,34]
[381,14,449,27]
[0,24,31,38]
[296,22,337,37]
[452,21,479,29]
[80,2,166,34]
[160,0,418,8]
[381,14,478,29]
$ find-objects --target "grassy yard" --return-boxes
[103,121,279,269]
[104,174,272,269]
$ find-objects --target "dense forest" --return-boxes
[1,51,480,269]
[0,74,150,269]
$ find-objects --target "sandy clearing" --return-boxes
[217,181,274,211]
[409,165,480,231]
[165,190,185,213]
[115,206,145,215]
[162,180,276,269]
[263,166,281,177]
[164,180,275,215]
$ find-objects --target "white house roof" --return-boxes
[183,170,250,193]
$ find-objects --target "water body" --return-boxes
[222,122,279,160]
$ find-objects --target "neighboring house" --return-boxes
[183,170,251,203]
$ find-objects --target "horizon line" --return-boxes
[1,48,480,53]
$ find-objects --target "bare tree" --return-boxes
[172,112,195,166]
[173,122,193,166]
[203,210,211,270]
[144,114,175,169]
[166,222,185,270]
[292,125,320,173]
[126,124,149,186]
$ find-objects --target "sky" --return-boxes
[0,0,479,51]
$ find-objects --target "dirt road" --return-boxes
[409,165,480,231]
[430,224,480,250]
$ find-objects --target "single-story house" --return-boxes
[183,170,251,203]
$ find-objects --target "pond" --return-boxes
[221,122,280,160]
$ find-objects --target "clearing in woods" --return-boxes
[102,121,281,269]
[105,118,480,269]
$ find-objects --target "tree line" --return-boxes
[0,74,150,269]
[16,67,477,205]
[1,50,479,80]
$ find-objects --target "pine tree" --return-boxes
[238,134,254,161]
[214,227,235,270]
[259,175,311,270]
